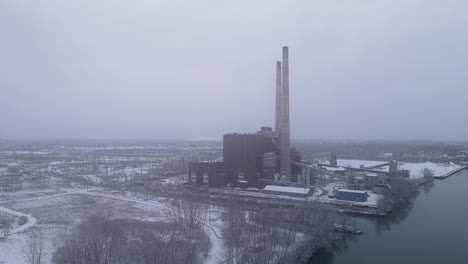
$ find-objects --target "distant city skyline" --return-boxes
[1,0,467,141]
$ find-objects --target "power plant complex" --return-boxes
[186,46,420,198]
[188,46,305,188]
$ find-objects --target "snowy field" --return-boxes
[0,186,222,264]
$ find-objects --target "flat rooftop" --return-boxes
[263,185,310,195]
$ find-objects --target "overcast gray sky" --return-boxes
[1,0,467,141]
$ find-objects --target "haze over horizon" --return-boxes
[2,0,467,141]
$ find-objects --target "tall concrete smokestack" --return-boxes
[280,46,291,180]
[275,61,282,133]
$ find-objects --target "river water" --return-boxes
[310,169,468,264]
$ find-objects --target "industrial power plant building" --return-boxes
[188,46,302,188]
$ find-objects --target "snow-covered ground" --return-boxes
[0,233,30,264]
[0,186,224,264]
[76,174,103,184]
[163,174,187,185]
[0,189,167,264]
[362,192,382,206]
[399,162,461,179]
[337,159,462,179]
[0,151,50,155]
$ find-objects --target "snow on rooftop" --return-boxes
[263,185,310,194]
[322,166,346,172]
[200,158,223,163]
[337,159,387,168]
[377,152,393,158]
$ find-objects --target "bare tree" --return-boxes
[139,233,170,264]
[378,177,418,213]
[422,168,435,179]
[54,211,209,264]
[223,198,246,264]
[53,214,126,264]
[0,218,12,237]
[23,231,45,264]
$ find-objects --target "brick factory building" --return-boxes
[188,160,225,187]
[223,127,280,186]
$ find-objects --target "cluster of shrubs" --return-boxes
[53,214,211,264]
[18,215,28,225]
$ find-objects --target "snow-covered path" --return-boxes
[61,189,170,212]
[0,191,78,204]
[0,205,37,238]
[204,218,224,264]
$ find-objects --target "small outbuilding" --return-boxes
[365,173,381,187]
[336,189,369,202]
[7,163,21,175]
